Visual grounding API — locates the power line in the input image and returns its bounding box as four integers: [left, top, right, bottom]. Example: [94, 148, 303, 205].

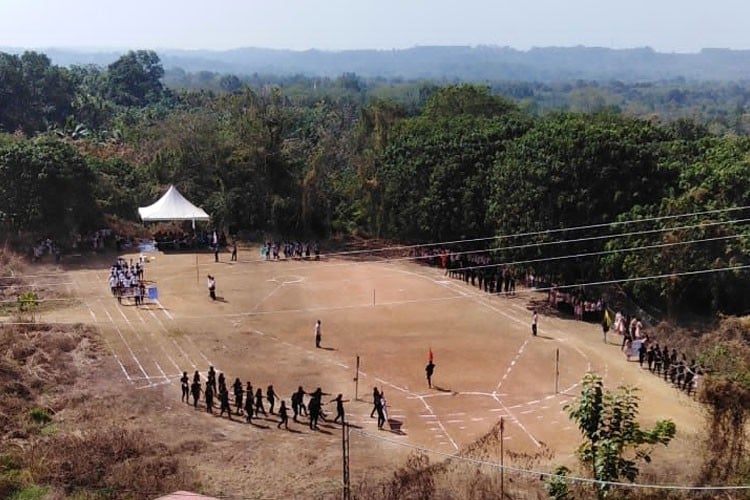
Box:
[310, 204, 750, 258]
[451, 233, 746, 273]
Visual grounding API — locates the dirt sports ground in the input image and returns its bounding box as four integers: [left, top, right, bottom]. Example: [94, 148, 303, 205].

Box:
[41, 243, 706, 498]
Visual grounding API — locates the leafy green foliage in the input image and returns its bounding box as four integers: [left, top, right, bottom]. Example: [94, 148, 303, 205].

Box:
[0, 52, 75, 134]
[490, 112, 676, 285]
[106, 50, 166, 107]
[564, 373, 676, 498]
[545, 465, 572, 499]
[0, 140, 100, 236]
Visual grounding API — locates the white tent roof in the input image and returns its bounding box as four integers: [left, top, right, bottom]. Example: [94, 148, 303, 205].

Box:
[138, 185, 210, 222]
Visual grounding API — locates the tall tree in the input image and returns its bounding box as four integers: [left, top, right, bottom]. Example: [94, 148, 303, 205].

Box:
[0, 139, 99, 236]
[106, 50, 165, 106]
[489, 111, 675, 285]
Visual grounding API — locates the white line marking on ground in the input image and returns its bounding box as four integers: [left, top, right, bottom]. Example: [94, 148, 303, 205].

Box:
[102, 305, 150, 382]
[154, 299, 174, 320]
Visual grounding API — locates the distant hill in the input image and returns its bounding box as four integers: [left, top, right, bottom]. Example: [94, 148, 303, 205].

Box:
[3, 45, 750, 81]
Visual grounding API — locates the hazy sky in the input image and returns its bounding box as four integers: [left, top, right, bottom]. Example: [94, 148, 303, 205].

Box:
[0, 0, 747, 53]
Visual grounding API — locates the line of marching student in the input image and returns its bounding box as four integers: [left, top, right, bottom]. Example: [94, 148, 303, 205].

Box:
[180, 366, 344, 431]
[604, 311, 702, 396]
[179, 366, 397, 432]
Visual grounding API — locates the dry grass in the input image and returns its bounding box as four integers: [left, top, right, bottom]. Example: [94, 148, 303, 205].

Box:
[0, 316, 198, 499]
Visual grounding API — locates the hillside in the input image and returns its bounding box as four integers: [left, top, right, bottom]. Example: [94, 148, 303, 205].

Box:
[3, 45, 750, 81]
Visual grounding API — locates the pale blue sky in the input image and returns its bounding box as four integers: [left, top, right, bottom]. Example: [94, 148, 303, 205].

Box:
[0, 0, 747, 53]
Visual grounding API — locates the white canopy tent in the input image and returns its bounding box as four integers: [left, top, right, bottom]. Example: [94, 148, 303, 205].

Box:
[138, 185, 210, 228]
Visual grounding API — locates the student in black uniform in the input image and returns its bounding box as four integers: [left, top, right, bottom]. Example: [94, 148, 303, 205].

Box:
[190, 379, 202, 408]
[308, 394, 321, 430]
[180, 371, 189, 403]
[254, 388, 267, 416]
[233, 377, 244, 415]
[207, 366, 217, 394]
[297, 387, 308, 417]
[370, 387, 380, 418]
[205, 382, 214, 414]
[331, 394, 348, 424]
[292, 386, 306, 422]
[266, 385, 278, 414]
[219, 386, 232, 419]
[277, 401, 289, 430]
[425, 360, 435, 388]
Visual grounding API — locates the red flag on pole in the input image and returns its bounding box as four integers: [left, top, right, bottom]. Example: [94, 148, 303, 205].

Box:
[428, 348, 434, 362]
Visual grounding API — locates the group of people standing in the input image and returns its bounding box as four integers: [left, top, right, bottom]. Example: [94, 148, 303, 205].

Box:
[180, 366, 349, 431]
[108, 256, 147, 305]
[608, 310, 701, 396]
[260, 240, 321, 261]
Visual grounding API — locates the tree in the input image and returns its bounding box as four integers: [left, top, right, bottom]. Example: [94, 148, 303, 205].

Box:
[0, 51, 75, 133]
[219, 74, 242, 93]
[0, 139, 100, 236]
[562, 373, 676, 498]
[106, 50, 165, 106]
[489, 112, 676, 285]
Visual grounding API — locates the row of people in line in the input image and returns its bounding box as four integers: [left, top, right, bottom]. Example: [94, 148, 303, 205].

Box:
[260, 240, 321, 261]
[628, 339, 702, 396]
[180, 367, 348, 431]
[603, 307, 702, 396]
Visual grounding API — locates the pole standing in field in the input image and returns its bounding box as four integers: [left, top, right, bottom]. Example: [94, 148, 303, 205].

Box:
[354, 355, 360, 401]
[500, 417, 505, 499]
[555, 348, 560, 394]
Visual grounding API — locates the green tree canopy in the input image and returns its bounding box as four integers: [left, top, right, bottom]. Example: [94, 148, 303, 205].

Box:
[0, 139, 99, 236]
[106, 50, 166, 106]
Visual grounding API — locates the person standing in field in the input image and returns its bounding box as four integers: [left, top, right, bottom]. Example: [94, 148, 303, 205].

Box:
[254, 388, 267, 416]
[204, 381, 214, 414]
[277, 400, 289, 429]
[219, 385, 232, 419]
[330, 394, 349, 424]
[376, 391, 386, 430]
[233, 377, 244, 415]
[207, 275, 216, 301]
[425, 360, 435, 388]
[180, 371, 189, 403]
[190, 379, 202, 408]
[207, 366, 217, 394]
[292, 386, 307, 421]
[370, 387, 381, 418]
[244, 382, 254, 422]
[231, 240, 238, 261]
[531, 309, 538, 336]
[315, 320, 322, 348]
[266, 385, 278, 414]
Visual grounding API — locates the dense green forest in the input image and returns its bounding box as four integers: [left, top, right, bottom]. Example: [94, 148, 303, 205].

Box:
[2, 49, 750, 317]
